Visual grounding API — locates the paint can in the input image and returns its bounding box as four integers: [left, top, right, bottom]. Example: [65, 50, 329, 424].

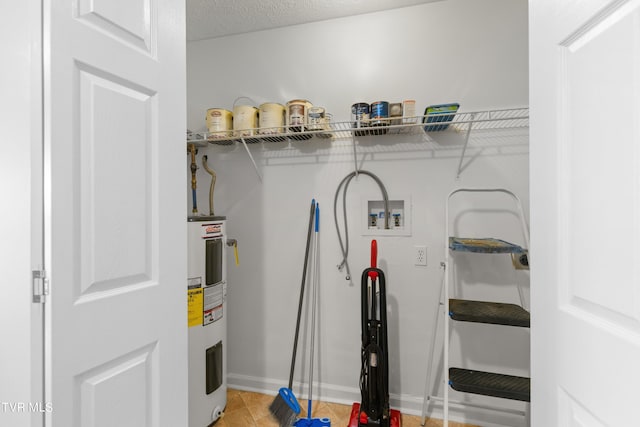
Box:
[389, 103, 403, 126]
[233, 104, 258, 138]
[370, 101, 389, 135]
[258, 103, 285, 135]
[307, 106, 325, 131]
[402, 99, 416, 124]
[286, 99, 312, 132]
[351, 102, 370, 136]
[205, 108, 233, 140]
[318, 112, 333, 139]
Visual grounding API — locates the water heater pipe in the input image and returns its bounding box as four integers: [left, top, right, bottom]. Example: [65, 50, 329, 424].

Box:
[189, 144, 198, 214]
[202, 155, 217, 216]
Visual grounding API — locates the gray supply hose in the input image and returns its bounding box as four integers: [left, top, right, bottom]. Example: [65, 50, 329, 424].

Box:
[202, 155, 216, 215]
[333, 170, 389, 281]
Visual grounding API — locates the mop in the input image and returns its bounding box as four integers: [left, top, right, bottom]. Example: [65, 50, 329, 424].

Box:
[295, 202, 331, 427]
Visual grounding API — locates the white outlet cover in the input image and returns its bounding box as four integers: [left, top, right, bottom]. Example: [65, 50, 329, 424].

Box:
[414, 245, 427, 266]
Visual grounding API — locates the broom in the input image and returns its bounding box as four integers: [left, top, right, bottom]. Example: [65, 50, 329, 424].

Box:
[270, 199, 316, 426]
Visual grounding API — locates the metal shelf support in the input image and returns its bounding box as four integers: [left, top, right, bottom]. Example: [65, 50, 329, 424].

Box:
[239, 137, 263, 182]
[456, 113, 475, 179]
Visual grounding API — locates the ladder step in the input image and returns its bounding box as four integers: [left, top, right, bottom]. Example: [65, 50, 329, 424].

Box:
[449, 368, 530, 402]
[449, 237, 525, 254]
[449, 299, 530, 327]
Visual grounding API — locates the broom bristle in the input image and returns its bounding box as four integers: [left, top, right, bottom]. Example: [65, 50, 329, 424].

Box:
[269, 393, 299, 427]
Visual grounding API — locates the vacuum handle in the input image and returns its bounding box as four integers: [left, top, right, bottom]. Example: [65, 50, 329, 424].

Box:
[368, 240, 378, 280]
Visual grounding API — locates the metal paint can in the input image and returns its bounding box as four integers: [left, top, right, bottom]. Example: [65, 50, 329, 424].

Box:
[205, 108, 233, 139]
[233, 104, 258, 137]
[370, 101, 389, 124]
[319, 112, 333, 138]
[351, 102, 370, 136]
[258, 103, 285, 135]
[286, 99, 312, 132]
[370, 101, 389, 135]
[389, 103, 403, 126]
[307, 106, 325, 131]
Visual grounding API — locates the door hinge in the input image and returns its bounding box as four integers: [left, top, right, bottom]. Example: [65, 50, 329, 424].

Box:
[32, 269, 49, 303]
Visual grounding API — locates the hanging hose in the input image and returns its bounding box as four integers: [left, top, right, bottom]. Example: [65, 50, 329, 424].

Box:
[189, 144, 198, 214]
[202, 155, 217, 216]
[333, 170, 390, 281]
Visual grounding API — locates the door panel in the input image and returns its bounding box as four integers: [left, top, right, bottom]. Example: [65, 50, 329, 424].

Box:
[559, 0, 640, 327]
[77, 343, 157, 427]
[44, 0, 186, 425]
[558, 387, 607, 427]
[77, 65, 156, 299]
[530, 0, 640, 425]
[77, 0, 153, 53]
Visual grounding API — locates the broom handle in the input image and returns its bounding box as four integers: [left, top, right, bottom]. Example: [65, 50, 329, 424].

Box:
[289, 199, 316, 388]
[308, 203, 320, 418]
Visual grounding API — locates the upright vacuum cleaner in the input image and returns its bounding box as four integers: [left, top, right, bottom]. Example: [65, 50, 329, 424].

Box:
[348, 240, 401, 427]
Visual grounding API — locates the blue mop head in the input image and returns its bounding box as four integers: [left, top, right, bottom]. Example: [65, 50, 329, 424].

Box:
[294, 417, 331, 426]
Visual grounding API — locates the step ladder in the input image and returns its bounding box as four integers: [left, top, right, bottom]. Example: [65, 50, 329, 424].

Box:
[421, 188, 530, 427]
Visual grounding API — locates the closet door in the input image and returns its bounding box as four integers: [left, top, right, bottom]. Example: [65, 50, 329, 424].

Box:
[1, 1, 44, 426]
[531, 0, 640, 425]
[43, 0, 187, 426]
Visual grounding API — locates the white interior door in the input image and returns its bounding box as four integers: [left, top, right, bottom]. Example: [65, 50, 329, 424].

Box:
[43, 1, 187, 426]
[1, 1, 45, 427]
[530, 0, 640, 425]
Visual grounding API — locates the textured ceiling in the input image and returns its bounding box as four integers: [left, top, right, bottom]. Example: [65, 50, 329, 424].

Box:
[186, 0, 443, 41]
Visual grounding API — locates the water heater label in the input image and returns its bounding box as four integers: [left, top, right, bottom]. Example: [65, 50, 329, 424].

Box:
[187, 278, 203, 328]
[201, 223, 222, 239]
[203, 283, 224, 325]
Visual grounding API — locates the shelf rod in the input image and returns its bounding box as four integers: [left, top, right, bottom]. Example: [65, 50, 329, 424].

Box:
[239, 137, 263, 182]
[455, 113, 475, 179]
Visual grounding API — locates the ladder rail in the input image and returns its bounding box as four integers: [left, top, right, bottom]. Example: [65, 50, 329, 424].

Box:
[420, 262, 445, 425]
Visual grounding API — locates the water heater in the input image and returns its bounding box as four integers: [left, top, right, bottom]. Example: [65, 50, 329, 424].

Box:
[187, 216, 227, 427]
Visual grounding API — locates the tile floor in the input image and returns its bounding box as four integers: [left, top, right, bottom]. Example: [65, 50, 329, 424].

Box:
[214, 389, 478, 427]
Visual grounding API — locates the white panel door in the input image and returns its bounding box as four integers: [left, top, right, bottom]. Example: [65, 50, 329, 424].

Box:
[43, 0, 186, 426]
[530, 0, 640, 425]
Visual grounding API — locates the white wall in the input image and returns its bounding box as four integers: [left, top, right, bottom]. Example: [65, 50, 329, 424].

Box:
[187, 1, 529, 425]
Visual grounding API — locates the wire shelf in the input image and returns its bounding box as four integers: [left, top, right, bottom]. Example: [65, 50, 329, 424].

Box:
[186, 107, 529, 147]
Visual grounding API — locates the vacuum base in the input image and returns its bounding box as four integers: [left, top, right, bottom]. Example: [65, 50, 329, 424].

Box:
[347, 403, 401, 427]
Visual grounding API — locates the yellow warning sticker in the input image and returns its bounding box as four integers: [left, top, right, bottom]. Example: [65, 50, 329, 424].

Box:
[187, 287, 203, 327]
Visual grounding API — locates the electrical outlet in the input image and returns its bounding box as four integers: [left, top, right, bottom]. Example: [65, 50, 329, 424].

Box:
[414, 245, 427, 266]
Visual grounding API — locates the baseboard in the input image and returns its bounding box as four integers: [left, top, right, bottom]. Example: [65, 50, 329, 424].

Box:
[227, 373, 527, 427]
[226, 373, 360, 406]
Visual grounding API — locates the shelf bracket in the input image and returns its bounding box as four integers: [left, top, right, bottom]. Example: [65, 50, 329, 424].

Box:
[352, 134, 359, 177]
[239, 137, 263, 182]
[455, 113, 476, 179]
